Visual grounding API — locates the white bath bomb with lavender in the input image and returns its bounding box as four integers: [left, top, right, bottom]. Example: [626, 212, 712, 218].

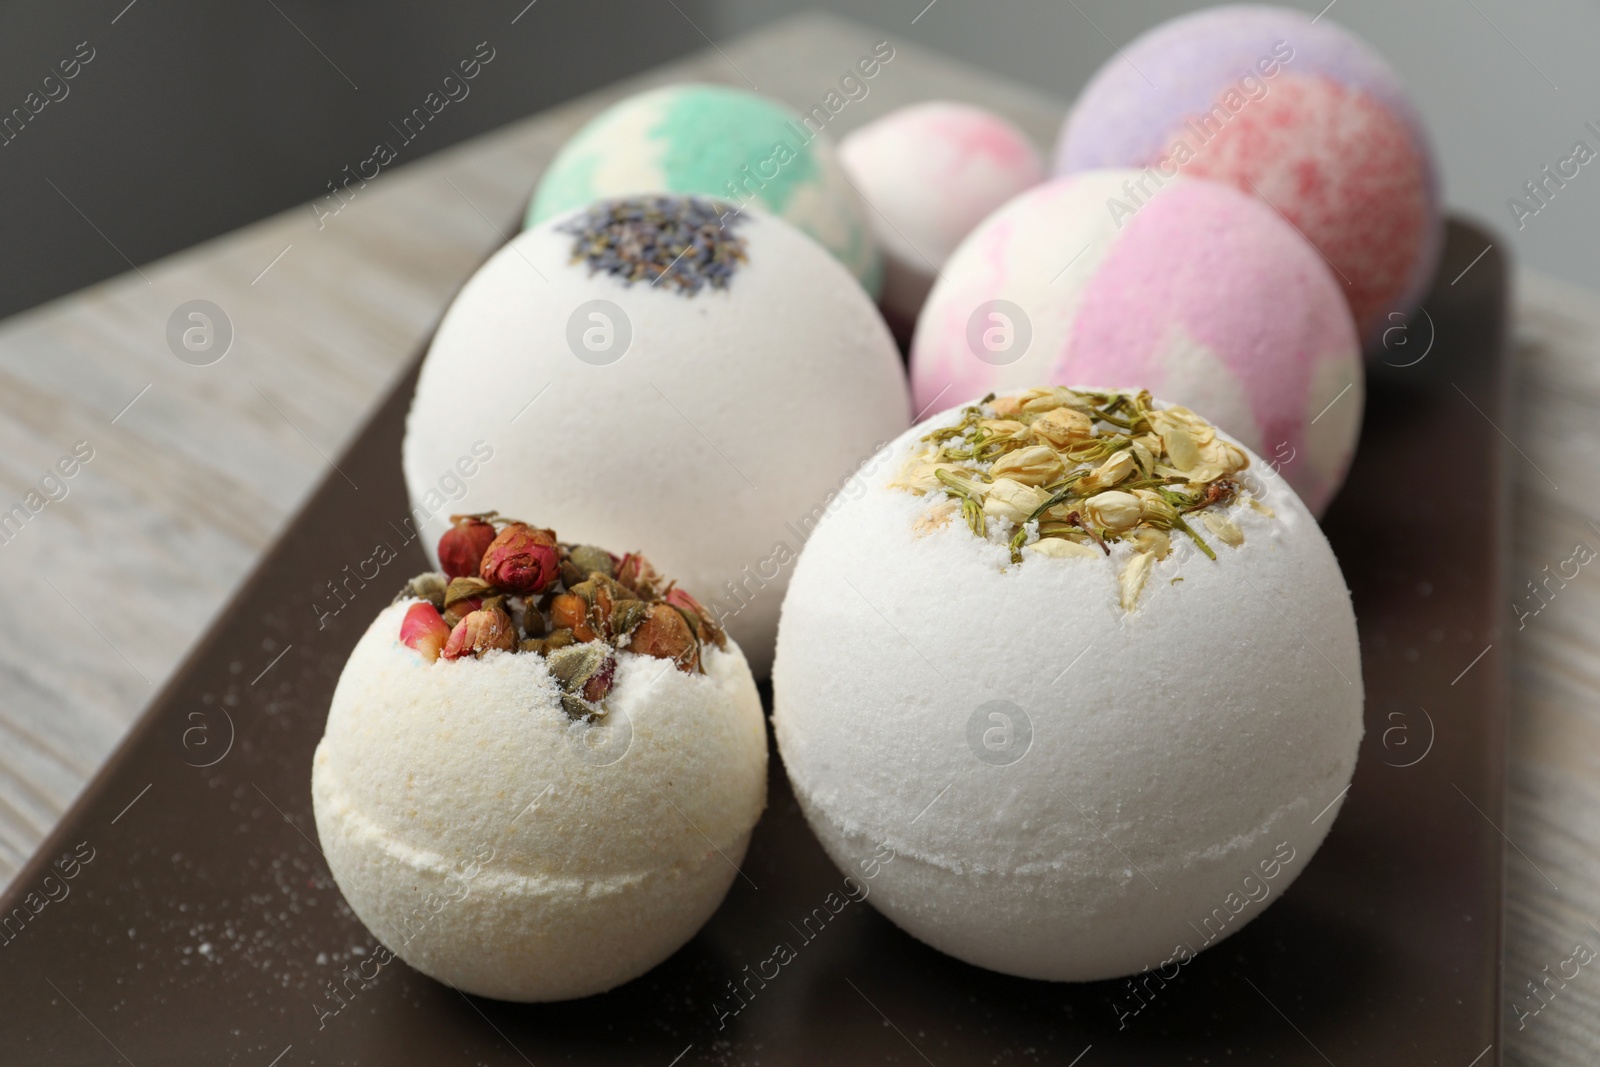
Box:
[529, 83, 883, 293]
[403, 195, 911, 677]
[312, 539, 767, 1002]
[772, 386, 1363, 982]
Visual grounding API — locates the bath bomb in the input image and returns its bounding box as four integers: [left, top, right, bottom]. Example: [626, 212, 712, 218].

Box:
[312, 528, 767, 1001]
[773, 385, 1364, 982]
[910, 173, 1362, 515]
[1053, 4, 1442, 344]
[529, 83, 882, 293]
[404, 195, 911, 677]
[839, 101, 1044, 327]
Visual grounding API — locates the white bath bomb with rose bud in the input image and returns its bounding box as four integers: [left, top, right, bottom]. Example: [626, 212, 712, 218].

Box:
[313, 522, 767, 1001]
[403, 194, 911, 676]
[772, 385, 1363, 981]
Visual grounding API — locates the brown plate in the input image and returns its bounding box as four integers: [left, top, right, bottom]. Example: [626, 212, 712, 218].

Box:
[0, 219, 1508, 1066]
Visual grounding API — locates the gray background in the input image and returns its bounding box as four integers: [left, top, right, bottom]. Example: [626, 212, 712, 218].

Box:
[1, 0, 1594, 322]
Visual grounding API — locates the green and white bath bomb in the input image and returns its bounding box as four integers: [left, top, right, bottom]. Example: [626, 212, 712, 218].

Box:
[528, 83, 882, 294]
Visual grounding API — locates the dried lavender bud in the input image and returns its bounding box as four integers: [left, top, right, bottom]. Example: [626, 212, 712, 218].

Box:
[558, 195, 748, 296]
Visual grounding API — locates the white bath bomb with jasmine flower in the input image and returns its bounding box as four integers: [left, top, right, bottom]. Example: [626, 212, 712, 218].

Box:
[772, 386, 1363, 981]
[312, 599, 767, 1002]
[403, 195, 911, 677]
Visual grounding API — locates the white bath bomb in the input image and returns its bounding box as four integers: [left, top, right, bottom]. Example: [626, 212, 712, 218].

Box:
[840, 101, 1044, 326]
[403, 196, 911, 676]
[312, 600, 767, 1001]
[772, 387, 1363, 981]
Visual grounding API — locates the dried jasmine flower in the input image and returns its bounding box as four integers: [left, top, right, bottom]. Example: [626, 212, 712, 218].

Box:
[898, 387, 1265, 610]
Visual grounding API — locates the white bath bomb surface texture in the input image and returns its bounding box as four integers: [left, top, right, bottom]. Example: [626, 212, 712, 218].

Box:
[312, 601, 768, 1001]
[403, 196, 911, 677]
[772, 389, 1363, 982]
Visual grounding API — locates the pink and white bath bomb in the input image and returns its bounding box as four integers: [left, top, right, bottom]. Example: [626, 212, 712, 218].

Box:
[910, 172, 1362, 515]
[840, 102, 1045, 326]
[1053, 4, 1442, 344]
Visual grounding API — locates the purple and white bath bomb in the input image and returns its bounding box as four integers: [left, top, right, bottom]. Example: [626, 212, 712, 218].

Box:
[840, 101, 1045, 327]
[1054, 4, 1441, 344]
[910, 172, 1362, 515]
[772, 390, 1364, 982]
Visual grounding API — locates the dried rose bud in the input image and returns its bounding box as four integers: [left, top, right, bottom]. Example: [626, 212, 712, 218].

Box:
[399, 602, 451, 662]
[665, 586, 726, 649]
[399, 572, 447, 610]
[627, 603, 699, 672]
[581, 653, 617, 703]
[611, 598, 650, 637]
[443, 576, 492, 627]
[438, 516, 498, 579]
[441, 605, 516, 660]
[550, 593, 596, 642]
[562, 545, 616, 585]
[615, 552, 661, 596]
[480, 523, 560, 594]
[522, 600, 547, 638]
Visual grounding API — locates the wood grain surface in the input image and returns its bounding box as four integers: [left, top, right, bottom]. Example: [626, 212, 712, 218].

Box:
[0, 12, 1590, 1063]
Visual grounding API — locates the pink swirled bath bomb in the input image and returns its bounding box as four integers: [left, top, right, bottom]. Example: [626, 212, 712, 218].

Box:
[840, 102, 1045, 326]
[1053, 4, 1441, 344]
[909, 172, 1362, 515]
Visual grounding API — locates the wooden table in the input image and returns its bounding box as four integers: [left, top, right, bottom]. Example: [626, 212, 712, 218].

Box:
[0, 12, 1592, 1064]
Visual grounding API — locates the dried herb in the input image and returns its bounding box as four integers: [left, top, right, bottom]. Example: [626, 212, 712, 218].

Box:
[558, 195, 748, 295]
[894, 386, 1264, 611]
[396, 515, 728, 719]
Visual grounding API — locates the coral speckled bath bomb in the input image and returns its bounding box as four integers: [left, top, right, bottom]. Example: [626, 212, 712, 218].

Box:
[910, 172, 1362, 515]
[529, 83, 882, 293]
[772, 386, 1364, 982]
[840, 101, 1044, 325]
[313, 528, 767, 1001]
[1053, 4, 1441, 343]
[405, 196, 910, 676]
